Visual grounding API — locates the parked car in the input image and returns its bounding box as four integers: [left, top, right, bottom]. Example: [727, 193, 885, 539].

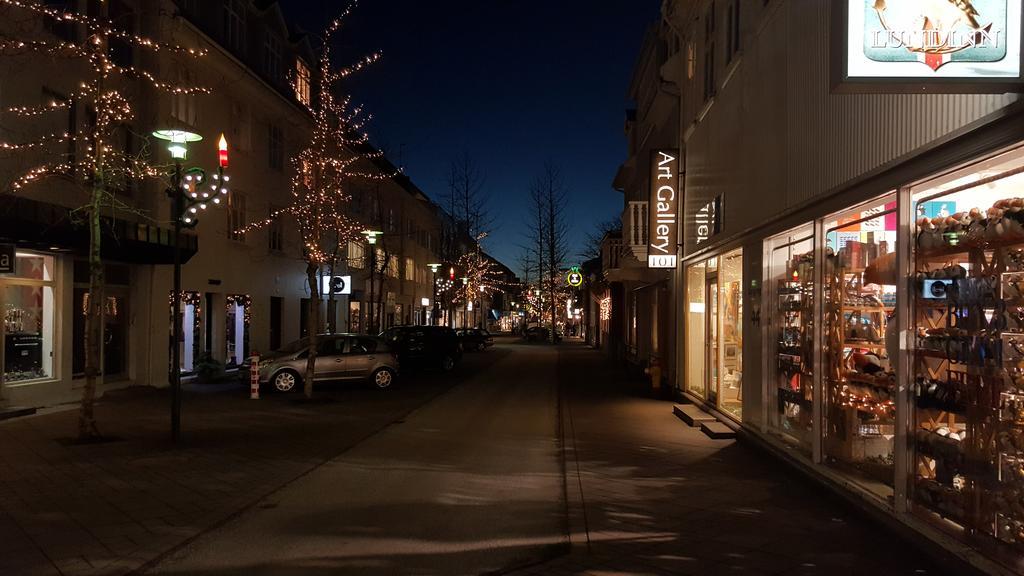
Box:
[524, 326, 550, 342]
[381, 325, 462, 371]
[456, 328, 493, 352]
[243, 334, 398, 393]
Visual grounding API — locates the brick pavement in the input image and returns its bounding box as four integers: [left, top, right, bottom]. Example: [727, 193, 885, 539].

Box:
[510, 344, 953, 576]
[0, 363, 472, 576]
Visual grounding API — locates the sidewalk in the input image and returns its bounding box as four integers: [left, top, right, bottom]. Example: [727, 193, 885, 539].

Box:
[513, 343, 947, 576]
[0, 370, 464, 576]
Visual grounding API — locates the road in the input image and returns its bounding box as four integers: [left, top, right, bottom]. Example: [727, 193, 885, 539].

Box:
[147, 339, 565, 576]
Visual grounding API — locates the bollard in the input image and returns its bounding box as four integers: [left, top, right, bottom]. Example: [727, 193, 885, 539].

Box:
[249, 354, 260, 400]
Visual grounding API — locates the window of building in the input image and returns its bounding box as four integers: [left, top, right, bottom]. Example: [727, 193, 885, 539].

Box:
[405, 257, 415, 281]
[108, 0, 134, 67]
[295, 59, 311, 105]
[231, 101, 251, 152]
[908, 146, 1024, 559]
[263, 33, 282, 83]
[2, 252, 56, 385]
[348, 241, 365, 268]
[225, 294, 249, 367]
[684, 249, 742, 420]
[170, 68, 198, 127]
[268, 206, 283, 252]
[822, 194, 897, 498]
[766, 226, 814, 455]
[703, 1, 716, 101]
[686, 41, 696, 80]
[387, 255, 399, 278]
[223, 0, 246, 54]
[227, 191, 246, 242]
[268, 123, 283, 170]
[726, 0, 740, 64]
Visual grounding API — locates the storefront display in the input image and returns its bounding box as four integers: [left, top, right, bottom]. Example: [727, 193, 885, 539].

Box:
[225, 294, 250, 367]
[823, 198, 898, 496]
[1, 253, 55, 385]
[768, 228, 814, 452]
[684, 249, 743, 420]
[909, 147, 1024, 559]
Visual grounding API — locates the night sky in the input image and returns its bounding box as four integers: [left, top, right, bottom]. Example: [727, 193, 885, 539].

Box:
[280, 1, 662, 271]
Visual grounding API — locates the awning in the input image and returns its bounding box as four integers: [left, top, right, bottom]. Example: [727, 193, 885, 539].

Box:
[0, 195, 198, 265]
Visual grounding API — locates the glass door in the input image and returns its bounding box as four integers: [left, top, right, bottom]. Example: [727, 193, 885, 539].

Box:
[686, 263, 708, 398]
[707, 274, 719, 406]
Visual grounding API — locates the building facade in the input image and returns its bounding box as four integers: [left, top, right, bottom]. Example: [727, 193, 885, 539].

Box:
[611, 22, 681, 384]
[0, 0, 490, 411]
[639, 0, 1024, 573]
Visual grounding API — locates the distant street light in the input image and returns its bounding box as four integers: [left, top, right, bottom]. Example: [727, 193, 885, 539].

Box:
[363, 230, 383, 333]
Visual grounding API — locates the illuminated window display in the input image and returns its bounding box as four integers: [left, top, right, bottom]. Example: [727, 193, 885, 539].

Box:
[823, 197, 897, 497]
[909, 146, 1024, 560]
[225, 294, 250, 367]
[767, 227, 814, 453]
[685, 249, 743, 420]
[2, 253, 55, 385]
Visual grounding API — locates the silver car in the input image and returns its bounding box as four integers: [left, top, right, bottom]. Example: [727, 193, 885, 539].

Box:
[247, 334, 399, 392]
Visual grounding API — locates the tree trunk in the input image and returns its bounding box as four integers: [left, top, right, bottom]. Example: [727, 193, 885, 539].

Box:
[303, 262, 319, 399]
[78, 185, 103, 440]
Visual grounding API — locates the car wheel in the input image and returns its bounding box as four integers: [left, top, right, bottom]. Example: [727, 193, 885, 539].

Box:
[272, 370, 299, 393]
[372, 368, 395, 390]
[440, 355, 456, 372]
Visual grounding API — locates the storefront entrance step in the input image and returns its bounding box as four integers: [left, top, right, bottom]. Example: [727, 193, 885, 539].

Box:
[700, 421, 737, 440]
[673, 404, 716, 427]
[0, 406, 37, 421]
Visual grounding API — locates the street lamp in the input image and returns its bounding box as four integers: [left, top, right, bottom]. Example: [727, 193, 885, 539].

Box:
[362, 230, 382, 333]
[428, 263, 442, 325]
[153, 129, 229, 443]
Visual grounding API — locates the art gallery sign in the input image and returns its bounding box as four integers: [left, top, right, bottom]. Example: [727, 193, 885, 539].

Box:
[834, 0, 1022, 92]
[647, 150, 679, 269]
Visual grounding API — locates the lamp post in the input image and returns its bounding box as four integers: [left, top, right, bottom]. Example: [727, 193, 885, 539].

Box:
[461, 277, 468, 329]
[428, 263, 441, 326]
[362, 230, 382, 334]
[153, 130, 229, 443]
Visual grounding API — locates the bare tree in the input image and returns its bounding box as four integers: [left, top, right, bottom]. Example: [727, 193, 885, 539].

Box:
[444, 152, 493, 240]
[581, 214, 621, 261]
[521, 162, 569, 342]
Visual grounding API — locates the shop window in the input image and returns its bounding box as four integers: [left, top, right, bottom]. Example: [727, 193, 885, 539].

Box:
[910, 146, 1024, 560]
[72, 291, 127, 379]
[685, 249, 743, 420]
[2, 253, 56, 384]
[718, 250, 743, 419]
[295, 59, 311, 105]
[225, 295, 250, 367]
[767, 227, 814, 452]
[170, 291, 202, 374]
[823, 196, 897, 497]
[349, 301, 361, 334]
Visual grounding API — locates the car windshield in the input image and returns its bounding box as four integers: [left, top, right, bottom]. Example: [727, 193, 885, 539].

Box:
[275, 338, 309, 355]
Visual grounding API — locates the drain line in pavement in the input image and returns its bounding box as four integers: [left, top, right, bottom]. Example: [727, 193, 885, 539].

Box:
[560, 377, 592, 550]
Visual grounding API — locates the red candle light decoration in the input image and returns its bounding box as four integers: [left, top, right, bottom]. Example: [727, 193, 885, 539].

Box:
[218, 133, 229, 168]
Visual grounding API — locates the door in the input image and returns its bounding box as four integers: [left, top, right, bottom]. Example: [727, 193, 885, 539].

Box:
[706, 275, 719, 406]
[314, 336, 347, 380]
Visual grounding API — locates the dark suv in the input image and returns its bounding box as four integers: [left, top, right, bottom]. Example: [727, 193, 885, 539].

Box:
[381, 326, 463, 371]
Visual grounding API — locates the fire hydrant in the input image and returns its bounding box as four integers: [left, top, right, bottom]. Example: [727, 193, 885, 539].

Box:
[644, 357, 662, 392]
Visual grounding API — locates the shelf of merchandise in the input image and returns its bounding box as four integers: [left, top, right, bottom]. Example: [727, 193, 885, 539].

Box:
[913, 234, 1024, 551]
[777, 277, 814, 424]
[825, 258, 896, 482]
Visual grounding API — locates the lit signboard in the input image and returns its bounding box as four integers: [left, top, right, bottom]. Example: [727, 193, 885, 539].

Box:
[647, 150, 679, 269]
[566, 267, 583, 287]
[695, 196, 722, 246]
[836, 0, 1022, 91]
[0, 244, 13, 274]
[321, 275, 352, 295]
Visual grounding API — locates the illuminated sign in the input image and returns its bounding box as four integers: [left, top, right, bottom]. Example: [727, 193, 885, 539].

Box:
[695, 196, 722, 246]
[566, 267, 583, 287]
[321, 275, 352, 295]
[840, 0, 1022, 88]
[0, 244, 13, 274]
[648, 150, 679, 269]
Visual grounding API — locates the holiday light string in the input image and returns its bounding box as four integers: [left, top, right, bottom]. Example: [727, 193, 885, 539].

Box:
[1, 0, 209, 197]
[233, 4, 397, 269]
